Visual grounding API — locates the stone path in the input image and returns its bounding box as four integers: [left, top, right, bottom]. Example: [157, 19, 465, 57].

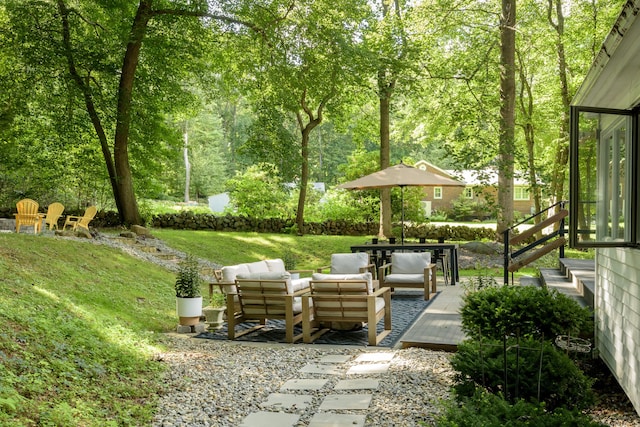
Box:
[239, 352, 395, 427]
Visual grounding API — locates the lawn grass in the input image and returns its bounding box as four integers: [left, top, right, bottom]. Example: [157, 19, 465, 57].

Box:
[0, 233, 176, 426]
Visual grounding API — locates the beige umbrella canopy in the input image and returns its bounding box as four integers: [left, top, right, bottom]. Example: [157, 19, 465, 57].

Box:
[337, 162, 464, 243]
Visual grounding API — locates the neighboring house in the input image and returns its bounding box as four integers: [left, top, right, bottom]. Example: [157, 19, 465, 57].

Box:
[570, 0, 640, 415]
[413, 160, 536, 218]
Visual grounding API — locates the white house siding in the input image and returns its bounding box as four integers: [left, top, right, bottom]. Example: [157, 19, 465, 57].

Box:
[597, 247, 640, 415]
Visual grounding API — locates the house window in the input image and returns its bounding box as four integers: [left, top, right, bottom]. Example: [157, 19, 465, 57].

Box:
[434, 187, 442, 199]
[514, 187, 529, 201]
[570, 106, 636, 247]
[464, 187, 473, 199]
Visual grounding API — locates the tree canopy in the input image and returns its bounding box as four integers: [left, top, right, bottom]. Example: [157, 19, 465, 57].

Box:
[0, 0, 626, 230]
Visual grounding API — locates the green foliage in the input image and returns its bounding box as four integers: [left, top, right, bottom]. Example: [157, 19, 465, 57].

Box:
[450, 194, 495, 221]
[0, 233, 176, 426]
[282, 249, 298, 271]
[209, 291, 226, 308]
[451, 337, 596, 411]
[306, 189, 378, 223]
[225, 163, 288, 218]
[175, 254, 203, 298]
[460, 285, 593, 341]
[437, 389, 606, 427]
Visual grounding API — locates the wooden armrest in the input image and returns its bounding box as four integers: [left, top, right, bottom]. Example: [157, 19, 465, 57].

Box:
[315, 266, 330, 273]
[65, 215, 81, 221]
[293, 286, 311, 296]
[372, 286, 391, 297]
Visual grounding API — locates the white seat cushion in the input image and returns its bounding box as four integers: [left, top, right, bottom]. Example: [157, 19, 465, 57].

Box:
[384, 273, 425, 284]
[330, 253, 369, 274]
[391, 253, 430, 274]
[291, 277, 311, 292]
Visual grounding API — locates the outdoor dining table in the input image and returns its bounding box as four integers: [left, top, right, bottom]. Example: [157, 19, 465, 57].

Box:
[350, 242, 460, 286]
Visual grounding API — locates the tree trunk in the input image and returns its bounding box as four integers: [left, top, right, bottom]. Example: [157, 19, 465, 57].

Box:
[497, 0, 516, 235]
[379, 90, 392, 238]
[548, 0, 570, 219]
[183, 122, 191, 203]
[295, 89, 327, 234]
[516, 51, 542, 233]
[112, 1, 152, 226]
[57, 0, 124, 217]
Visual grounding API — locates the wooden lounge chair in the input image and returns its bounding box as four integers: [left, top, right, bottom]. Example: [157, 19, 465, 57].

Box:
[302, 273, 392, 346]
[63, 206, 97, 231]
[43, 202, 65, 230]
[226, 272, 311, 343]
[14, 198, 42, 234]
[378, 252, 437, 300]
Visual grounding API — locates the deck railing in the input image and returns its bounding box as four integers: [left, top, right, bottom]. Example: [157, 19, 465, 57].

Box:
[503, 201, 568, 285]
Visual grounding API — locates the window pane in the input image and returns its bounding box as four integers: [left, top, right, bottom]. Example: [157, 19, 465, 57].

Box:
[575, 111, 631, 244]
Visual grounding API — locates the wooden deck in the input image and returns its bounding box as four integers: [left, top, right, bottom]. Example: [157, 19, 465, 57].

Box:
[396, 258, 596, 351]
[397, 283, 466, 351]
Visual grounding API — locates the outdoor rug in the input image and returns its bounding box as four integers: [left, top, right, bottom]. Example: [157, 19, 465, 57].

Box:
[194, 290, 432, 347]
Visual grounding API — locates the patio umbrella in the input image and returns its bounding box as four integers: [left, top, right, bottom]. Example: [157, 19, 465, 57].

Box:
[337, 162, 464, 244]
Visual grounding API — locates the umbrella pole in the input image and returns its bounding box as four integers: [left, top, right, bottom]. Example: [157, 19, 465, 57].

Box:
[401, 186, 405, 245]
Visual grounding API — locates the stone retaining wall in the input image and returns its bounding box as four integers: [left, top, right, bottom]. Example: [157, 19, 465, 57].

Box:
[1, 209, 497, 241]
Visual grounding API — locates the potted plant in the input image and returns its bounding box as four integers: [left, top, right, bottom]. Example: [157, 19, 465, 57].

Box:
[202, 291, 226, 331]
[175, 254, 203, 326]
[282, 249, 299, 279]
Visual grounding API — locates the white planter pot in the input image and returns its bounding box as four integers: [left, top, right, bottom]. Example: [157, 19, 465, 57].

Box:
[203, 305, 227, 331]
[176, 296, 203, 326]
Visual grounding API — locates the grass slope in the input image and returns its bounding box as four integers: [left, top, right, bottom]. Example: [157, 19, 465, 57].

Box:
[0, 233, 176, 426]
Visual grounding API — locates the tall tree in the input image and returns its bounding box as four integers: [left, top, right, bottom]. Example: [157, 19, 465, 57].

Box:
[497, 0, 516, 233]
[6, 0, 288, 225]
[370, 0, 413, 238]
[229, 0, 371, 233]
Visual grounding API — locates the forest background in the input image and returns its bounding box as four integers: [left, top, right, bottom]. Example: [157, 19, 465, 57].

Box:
[0, 0, 626, 234]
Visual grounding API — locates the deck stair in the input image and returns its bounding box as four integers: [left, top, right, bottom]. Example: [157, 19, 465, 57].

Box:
[519, 258, 595, 310]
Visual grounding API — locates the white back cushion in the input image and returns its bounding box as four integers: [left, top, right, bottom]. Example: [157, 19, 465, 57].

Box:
[330, 253, 369, 274]
[391, 252, 431, 274]
[265, 258, 286, 272]
[221, 264, 250, 283]
[246, 261, 270, 274]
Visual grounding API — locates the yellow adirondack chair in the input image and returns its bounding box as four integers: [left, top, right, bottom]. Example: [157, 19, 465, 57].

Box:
[63, 206, 97, 231]
[14, 198, 42, 234]
[43, 202, 65, 230]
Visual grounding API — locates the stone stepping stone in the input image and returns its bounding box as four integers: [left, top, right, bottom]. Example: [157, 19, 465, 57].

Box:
[300, 363, 343, 375]
[334, 379, 379, 390]
[354, 352, 395, 363]
[239, 411, 299, 427]
[261, 393, 313, 410]
[281, 378, 329, 391]
[319, 393, 372, 410]
[308, 413, 366, 427]
[346, 363, 390, 375]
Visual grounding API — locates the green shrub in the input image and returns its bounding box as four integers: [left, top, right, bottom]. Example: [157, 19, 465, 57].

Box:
[451, 337, 595, 410]
[460, 285, 593, 341]
[436, 389, 606, 426]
